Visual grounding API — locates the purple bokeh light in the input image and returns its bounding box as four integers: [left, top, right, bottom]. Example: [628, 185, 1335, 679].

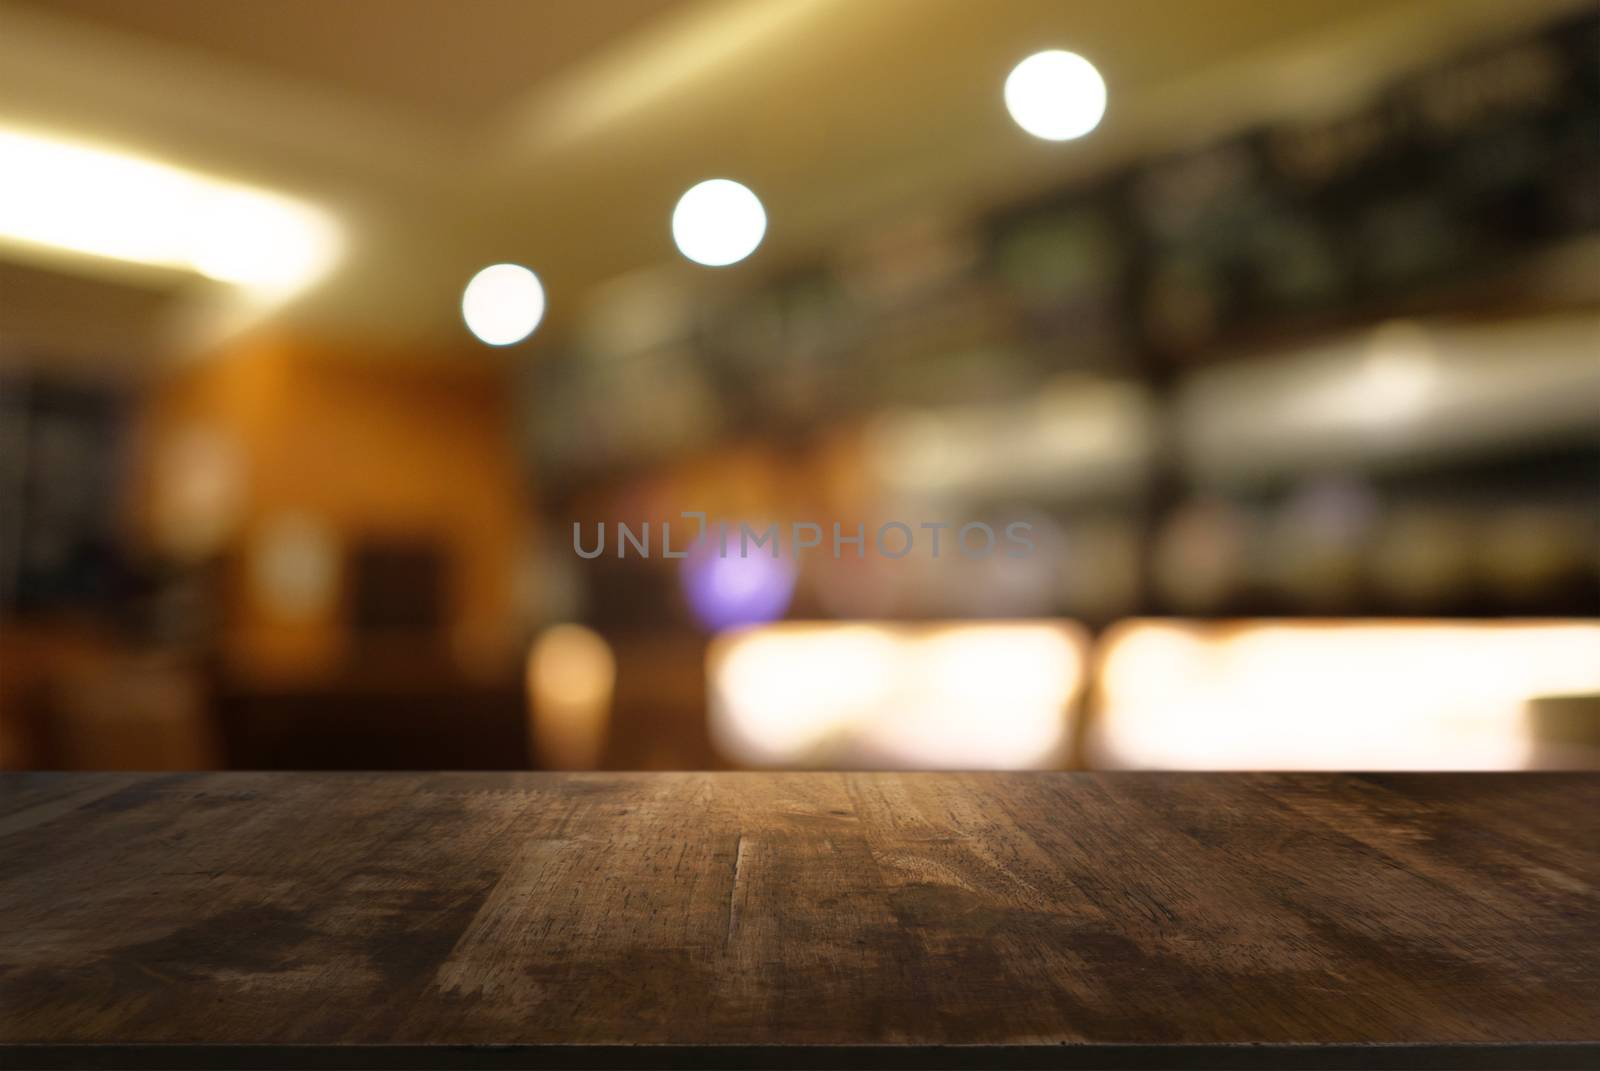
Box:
[680, 532, 797, 631]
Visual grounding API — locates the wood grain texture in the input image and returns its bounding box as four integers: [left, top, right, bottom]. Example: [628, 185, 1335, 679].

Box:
[0, 772, 1597, 1069]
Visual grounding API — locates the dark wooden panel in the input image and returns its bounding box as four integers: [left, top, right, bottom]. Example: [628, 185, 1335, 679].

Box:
[0, 772, 1596, 1069]
[213, 681, 528, 769]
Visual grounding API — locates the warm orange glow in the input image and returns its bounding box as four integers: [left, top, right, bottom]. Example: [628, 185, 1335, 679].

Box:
[528, 625, 616, 769]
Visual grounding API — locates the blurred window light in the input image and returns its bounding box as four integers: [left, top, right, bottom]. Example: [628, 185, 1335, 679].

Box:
[1004, 51, 1106, 142]
[709, 621, 1087, 769]
[672, 179, 766, 267]
[1090, 620, 1600, 771]
[527, 624, 616, 769]
[0, 127, 338, 296]
[462, 263, 546, 346]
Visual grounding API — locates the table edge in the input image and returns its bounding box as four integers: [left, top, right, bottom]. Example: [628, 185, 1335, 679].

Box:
[3, 1042, 1597, 1070]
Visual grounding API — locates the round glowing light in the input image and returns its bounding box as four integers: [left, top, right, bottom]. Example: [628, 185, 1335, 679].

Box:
[527, 624, 616, 770]
[462, 263, 545, 346]
[671, 178, 766, 267]
[680, 532, 795, 631]
[1004, 50, 1106, 141]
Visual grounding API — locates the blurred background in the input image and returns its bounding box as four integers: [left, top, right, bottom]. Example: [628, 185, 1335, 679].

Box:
[2, 0, 1597, 774]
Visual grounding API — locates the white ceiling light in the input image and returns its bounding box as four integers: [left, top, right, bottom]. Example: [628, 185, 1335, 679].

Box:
[0, 126, 339, 296]
[672, 178, 766, 267]
[1004, 51, 1106, 141]
[462, 263, 546, 346]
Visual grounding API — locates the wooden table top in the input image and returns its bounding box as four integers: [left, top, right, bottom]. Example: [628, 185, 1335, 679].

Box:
[2, 772, 1597, 1070]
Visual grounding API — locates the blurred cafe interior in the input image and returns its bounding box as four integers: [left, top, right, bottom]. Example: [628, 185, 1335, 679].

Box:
[1, 0, 1597, 775]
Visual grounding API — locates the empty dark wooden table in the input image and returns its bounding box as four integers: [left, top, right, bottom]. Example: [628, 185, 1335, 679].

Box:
[1, 771, 1596, 1069]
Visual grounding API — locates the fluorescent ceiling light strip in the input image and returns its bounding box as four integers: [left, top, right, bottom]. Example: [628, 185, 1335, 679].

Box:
[0, 127, 339, 295]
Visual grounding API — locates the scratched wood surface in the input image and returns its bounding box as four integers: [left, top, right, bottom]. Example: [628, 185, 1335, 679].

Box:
[1, 772, 1597, 1069]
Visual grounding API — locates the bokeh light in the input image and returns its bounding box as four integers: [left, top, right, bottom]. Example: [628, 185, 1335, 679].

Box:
[1091, 621, 1600, 770]
[1004, 50, 1107, 141]
[671, 179, 767, 266]
[709, 622, 1087, 769]
[527, 624, 616, 769]
[680, 532, 796, 631]
[462, 263, 546, 345]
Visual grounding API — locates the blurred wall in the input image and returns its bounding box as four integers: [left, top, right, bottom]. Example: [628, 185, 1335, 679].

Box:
[134, 339, 527, 685]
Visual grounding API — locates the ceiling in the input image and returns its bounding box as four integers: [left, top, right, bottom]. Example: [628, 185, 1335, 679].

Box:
[33, 0, 688, 124]
[0, 0, 1584, 362]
